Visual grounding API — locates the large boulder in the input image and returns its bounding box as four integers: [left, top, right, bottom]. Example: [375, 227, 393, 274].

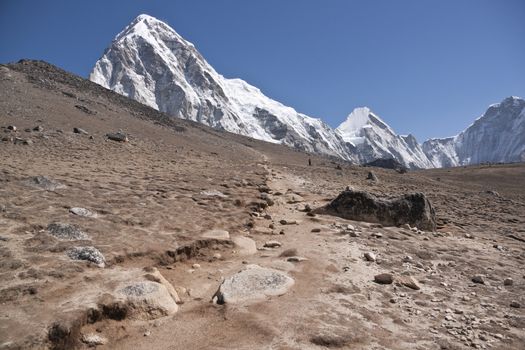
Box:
[314, 189, 436, 231]
[213, 264, 294, 304]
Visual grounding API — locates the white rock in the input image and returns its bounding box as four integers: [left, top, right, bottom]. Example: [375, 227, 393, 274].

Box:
[364, 252, 376, 262]
[81, 333, 107, 346]
[232, 236, 257, 256]
[69, 207, 97, 218]
[213, 264, 294, 304]
[117, 281, 178, 320]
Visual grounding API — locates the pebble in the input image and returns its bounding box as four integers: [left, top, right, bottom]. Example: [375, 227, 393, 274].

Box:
[263, 240, 282, 248]
[397, 276, 421, 290]
[510, 301, 521, 308]
[73, 127, 88, 135]
[374, 273, 393, 284]
[192, 263, 201, 269]
[364, 252, 376, 262]
[471, 275, 485, 284]
[81, 333, 107, 346]
[311, 228, 321, 233]
[286, 256, 308, 262]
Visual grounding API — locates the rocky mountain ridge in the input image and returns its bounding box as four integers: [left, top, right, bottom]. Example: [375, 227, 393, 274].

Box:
[90, 14, 525, 169]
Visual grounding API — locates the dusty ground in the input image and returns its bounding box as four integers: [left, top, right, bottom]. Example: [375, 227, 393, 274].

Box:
[0, 61, 524, 349]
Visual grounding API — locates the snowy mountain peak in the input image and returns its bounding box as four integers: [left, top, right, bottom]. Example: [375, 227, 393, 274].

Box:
[90, 14, 524, 170]
[90, 14, 356, 162]
[335, 107, 433, 169]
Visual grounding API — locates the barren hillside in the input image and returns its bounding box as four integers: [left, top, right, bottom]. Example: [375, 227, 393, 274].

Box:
[1, 60, 524, 350]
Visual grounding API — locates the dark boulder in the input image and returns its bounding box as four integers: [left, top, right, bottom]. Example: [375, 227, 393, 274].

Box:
[313, 189, 436, 231]
[365, 158, 408, 173]
[106, 132, 128, 142]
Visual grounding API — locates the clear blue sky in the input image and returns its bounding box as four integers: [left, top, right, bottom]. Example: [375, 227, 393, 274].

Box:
[1, 0, 524, 141]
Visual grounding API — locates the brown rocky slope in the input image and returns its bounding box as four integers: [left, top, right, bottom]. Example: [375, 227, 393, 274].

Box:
[0, 60, 524, 349]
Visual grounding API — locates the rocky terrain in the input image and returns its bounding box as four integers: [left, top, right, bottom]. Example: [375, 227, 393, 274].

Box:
[1, 60, 524, 349]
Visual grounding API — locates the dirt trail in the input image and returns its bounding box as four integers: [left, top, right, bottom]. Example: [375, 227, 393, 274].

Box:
[91, 159, 523, 350]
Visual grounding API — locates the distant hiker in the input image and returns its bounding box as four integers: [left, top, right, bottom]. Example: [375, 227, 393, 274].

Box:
[308, 158, 312, 166]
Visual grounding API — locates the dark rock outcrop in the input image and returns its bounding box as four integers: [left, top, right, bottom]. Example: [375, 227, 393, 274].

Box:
[314, 189, 436, 231]
[365, 158, 408, 173]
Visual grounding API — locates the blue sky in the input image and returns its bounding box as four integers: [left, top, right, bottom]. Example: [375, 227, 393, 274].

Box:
[1, 0, 524, 141]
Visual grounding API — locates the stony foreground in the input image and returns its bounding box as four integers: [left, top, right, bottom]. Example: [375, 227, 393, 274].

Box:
[0, 61, 524, 349]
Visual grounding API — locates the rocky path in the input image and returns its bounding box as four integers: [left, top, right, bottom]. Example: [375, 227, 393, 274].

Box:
[89, 160, 524, 349]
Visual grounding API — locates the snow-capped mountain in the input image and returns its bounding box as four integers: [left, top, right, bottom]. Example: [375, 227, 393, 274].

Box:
[423, 96, 525, 167]
[90, 14, 524, 169]
[90, 14, 356, 161]
[336, 107, 433, 169]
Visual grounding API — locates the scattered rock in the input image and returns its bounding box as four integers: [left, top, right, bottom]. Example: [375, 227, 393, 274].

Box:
[310, 334, 351, 348]
[374, 273, 394, 284]
[285, 193, 304, 204]
[7, 125, 16, 131]
[73, 127, 88, 135]
[32, 125, 44, 132]
[402, 255, 413, 262]
[116, 281, 178, 319]
[311, 228, 321, 233]
[279, 248, 298, 257]
[81, 333, 107, 346]
[47, 223, 89, 240]
[201, 229, 230, 240]
[75, 105, 96, 114]
[67, 246, 105, 267]
[25, 175, 66, 191]
[14, 137, 32, 145]
[232, 236, 257, 255]
[213, 264, 294, 304]
[471, 275, 485, 284]
[263, 240, 282, 248]
[314, 189, 436, 231]
[503, 278, 513, 286]
[286, 256, 308, 262]
[279, 219, 297, 225]
[69, 207, 97, 218]
[485, 190, 500, 197]
[510, 301, 521, 308]
[367, 171, 378, 181]
[106, 132, 128, 142]
[397, 276, 421, 290]
[200, 190, 227, 198]
[364, 252, 376, 262]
